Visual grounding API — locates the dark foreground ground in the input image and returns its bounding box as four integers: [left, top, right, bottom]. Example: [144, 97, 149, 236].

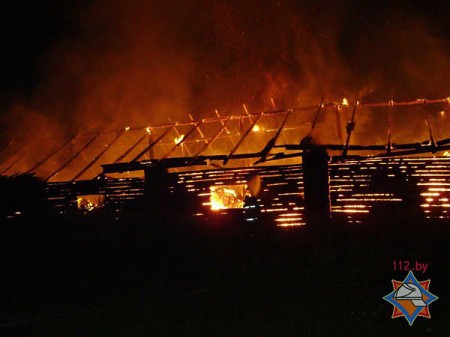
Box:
[0, 209, 449, 337]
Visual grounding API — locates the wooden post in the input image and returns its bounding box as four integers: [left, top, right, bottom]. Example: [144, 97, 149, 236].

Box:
[301, 136, 331, 225]
[144, 164, 170, 208]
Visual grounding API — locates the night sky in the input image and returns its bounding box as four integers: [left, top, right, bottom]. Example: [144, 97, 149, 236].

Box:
[1, 0, 450, 144]
[0, 1, 75, 99]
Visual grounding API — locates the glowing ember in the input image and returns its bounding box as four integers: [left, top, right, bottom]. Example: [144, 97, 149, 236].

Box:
[252, 124, 261, 132]
[145, 126, 152, 134]
[174, 134, 185, 144]
[125, 126, 131, 131]
[342, 98, 349, 106]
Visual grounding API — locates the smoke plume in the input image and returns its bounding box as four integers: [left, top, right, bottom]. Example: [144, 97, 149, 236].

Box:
[2, 0, 450, 161]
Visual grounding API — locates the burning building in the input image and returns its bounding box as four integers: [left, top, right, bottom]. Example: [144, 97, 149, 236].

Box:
[1, 97, 450, 225]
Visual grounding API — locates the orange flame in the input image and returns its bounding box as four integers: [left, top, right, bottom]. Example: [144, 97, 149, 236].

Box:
[342, 98, 349, 106]
[252, 124, 261, 132]
[209, 186, 245, 210]
[174, 134, 184, 144]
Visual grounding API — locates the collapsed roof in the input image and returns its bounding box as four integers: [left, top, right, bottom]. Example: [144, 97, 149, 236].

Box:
[1, 97, 450, 182]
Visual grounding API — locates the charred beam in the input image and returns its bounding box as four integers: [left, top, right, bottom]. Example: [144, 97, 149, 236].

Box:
[254, 110, 291, 165]
[132, 124, 176, 162]
[190, 116, 232, 161]
[334, 106, 344, 144]
[71, 130, 125, 181]
[102, 152, 263, 173]
[342, 99, 359, 159]
[161, 120, 203, 159]
[25, 135, 77, 175]
[114, 133, 147, 163]
[386, 100, 393, 155]
[1, 153, 26, 175]
[224, 111, 263, 165]
[45, 133, 101, 182]
[423, 100, 437, 153]
[310, 97, 325, 132]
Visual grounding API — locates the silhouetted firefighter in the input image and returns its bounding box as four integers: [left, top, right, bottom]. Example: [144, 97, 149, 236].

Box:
[301, 136, 331, 225]
[243, 173, 261, 225]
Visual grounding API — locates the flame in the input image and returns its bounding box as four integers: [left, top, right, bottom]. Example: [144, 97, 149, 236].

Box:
[342, 98, 349, 106]
[77, 195, 104, 212]
[145, 126, 152, 134]
[209, 186, 244, 210]
[440, 111, 446, 117]
[252, 124, 261, 132]
[444, 151, 450, 157]
[174, 134, 184, 144]
[125, 126, 130, 131]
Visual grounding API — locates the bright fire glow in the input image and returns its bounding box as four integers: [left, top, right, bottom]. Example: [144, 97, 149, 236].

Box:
[277, 224, 304, 227]
[174, 134, 185, 144]
[125, 126, 130, 131]
[252, 124, 261, 132]
[209, 185, 246, 210]
[146, 126, 152, 134]
[77, 195, 104, 212]
[342, 98, 349, 106]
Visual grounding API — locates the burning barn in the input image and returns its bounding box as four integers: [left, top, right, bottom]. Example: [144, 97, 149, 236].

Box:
[1, 97, 450, 226]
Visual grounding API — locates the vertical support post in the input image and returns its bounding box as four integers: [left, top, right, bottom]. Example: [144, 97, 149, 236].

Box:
[424, 99, 437, 152]
[143, 163, 179, 211]
[386, 100, 393, 155]
[342, 99, 358, 159]
[334, 106, 344, 144]
[301, 137, 331, 225]
[148, 132, 155, 160]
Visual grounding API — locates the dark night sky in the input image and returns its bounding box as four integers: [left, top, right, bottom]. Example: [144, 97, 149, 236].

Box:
[1, 0, 450, 140]
[0, 1, 73, 99]
[1, 1, 449, 98]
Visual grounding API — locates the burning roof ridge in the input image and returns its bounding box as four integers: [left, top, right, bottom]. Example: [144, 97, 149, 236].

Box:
[4, 96, 450, 146]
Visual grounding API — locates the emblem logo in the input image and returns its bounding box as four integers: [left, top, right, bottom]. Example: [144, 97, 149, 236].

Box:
[383, 270, 438, 325]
